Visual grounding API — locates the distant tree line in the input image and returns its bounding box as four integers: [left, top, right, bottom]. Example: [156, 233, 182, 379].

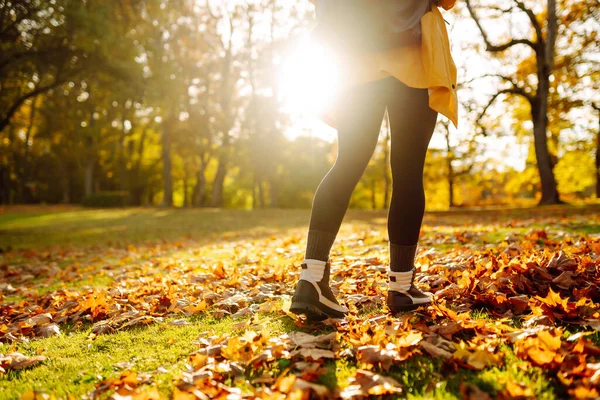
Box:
[0, 0, 598, 209]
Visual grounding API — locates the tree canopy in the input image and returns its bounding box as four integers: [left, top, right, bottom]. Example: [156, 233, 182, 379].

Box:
[1, 0, 598, 208]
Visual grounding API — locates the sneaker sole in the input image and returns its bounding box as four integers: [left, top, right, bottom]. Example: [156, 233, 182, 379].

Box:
[290, 301, 346, 321]
[388, 301, 430, 314]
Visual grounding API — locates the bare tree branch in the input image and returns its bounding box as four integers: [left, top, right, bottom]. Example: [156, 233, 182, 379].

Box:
[463, 74, 534, 103]
[464, 73, 522, 87]
[0, 47, 75, 73]
[0, 2, 42, 40]
[513, 0, 543, 42]
[545, 0, 558, 69]
[476, 89, 533, 136]
[0, 78, 69, 133]
[205, 0, 220, 20]
[465, 0, 536, 52]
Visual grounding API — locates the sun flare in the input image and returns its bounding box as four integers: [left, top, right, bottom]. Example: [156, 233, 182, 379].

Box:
[279, 39, 341, 116]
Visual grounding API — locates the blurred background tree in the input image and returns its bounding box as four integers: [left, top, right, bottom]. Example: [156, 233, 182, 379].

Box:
[0, 0, 598, 209]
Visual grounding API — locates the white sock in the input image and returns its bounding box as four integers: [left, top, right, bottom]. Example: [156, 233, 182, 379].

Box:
[299, 259, 327, 282]
[388, 269, 414, 293]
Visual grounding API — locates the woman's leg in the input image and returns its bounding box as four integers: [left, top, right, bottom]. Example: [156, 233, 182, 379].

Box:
[292, 79, 388, 320]
[385, 79, 438, 312]
[386, 79, 438, 266]
[305, 79, 389, 262]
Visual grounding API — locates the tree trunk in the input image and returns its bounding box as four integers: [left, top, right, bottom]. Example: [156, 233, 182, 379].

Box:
[445, 126, 455, 208]
[465, 0, 561, 205]
[533, 0, 560, 205]
[118, 126, 127, 192]
[258, 180, 265, 208]
[20, 98, 37, 202]
[183, 170, 189, 207]
[209, 17, 235, 209]
[192, 170, 206, 207]
[252, 174, 258, 209]
[0, 166, 10, 204]
[130, 126, 149, 206]
[84, 107, 96, 198]
[532, 75, 560, 205]
[593, 104, 600, 198]
[84, 156, 94, 198]
[8, 124, 24, 202]
[269, 178, 279, 208]
[448, 172, 454, 208]
[371, 180, 377, 209]
[531, 110, 559, 205]
[192, 155, 209, 207]
[161, 117, 173, 207]
[596, 110, 600, 198]
[147, 186, 155, 205]
[60, 162, 70, 204]
[210, 148, 228, 207]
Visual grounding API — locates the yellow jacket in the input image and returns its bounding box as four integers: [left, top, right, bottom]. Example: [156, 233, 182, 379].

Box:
[309, 0, 458, 127]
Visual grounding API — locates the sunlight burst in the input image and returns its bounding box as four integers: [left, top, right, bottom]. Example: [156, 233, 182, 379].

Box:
[279, 39, 341, 116]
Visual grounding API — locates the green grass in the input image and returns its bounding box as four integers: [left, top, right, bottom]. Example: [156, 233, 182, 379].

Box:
[0, 316, 252, 398]
[0, 321, 558, 400]
[1, 204, 600, 398]
[0, 208, 314, 249]
[4, 204, 600, 251]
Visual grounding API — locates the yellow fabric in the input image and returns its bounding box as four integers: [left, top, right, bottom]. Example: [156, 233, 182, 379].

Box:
[312, 1, 458, 128]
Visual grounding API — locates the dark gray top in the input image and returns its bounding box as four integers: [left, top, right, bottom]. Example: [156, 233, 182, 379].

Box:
[315, 0, 430, 36]
[314, 0, 431, 51]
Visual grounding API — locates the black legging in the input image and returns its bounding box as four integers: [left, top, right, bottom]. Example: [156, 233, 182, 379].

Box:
[308, 77, 438, 245]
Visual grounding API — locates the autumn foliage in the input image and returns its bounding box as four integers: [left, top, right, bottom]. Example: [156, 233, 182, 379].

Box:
[1, 207, 600, 399]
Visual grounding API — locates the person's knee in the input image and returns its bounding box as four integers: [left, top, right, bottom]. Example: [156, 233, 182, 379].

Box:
[326, 161, 366, 192]
[335, 154, 370, 177]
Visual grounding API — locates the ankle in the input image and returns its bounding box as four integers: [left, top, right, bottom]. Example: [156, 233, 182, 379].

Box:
[389, 242, 418, 272]
[305, 230, 336, 261]
[388, 269, 414, 293]
[300, 259, 329, 283]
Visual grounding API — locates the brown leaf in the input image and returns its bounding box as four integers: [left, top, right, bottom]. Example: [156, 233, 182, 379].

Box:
[461, 383, 493, 400]
[420, 341, 453, 359]
[340, 370, 403, 398]
[29, 313, 52, 326]
[291, 348, 335, 360]
[1, 352, 47, 370]
[508, 295, 530, 314]
[356, 346, 396, 370]
[287, 331, 336, 349]
[35, 323, 60, 338]
[552, 271, 575, 289]
[293, 379, 331, 398]
[547, 251, 577, 271]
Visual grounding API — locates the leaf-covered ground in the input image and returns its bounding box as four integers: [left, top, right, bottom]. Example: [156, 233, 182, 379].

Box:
[1, 205, 599, 399]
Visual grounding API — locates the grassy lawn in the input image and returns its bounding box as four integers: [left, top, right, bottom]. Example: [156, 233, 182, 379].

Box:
[1, 205, 600, 399]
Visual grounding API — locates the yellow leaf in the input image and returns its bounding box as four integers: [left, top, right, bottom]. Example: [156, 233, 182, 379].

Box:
[504, 380, 534, 398]
[467, 349, 501, 370]
[21, 391, 36, 400]
[172, 388, 196, 400]
[186, 300, 208, 314]
[537, 330, 561, 351]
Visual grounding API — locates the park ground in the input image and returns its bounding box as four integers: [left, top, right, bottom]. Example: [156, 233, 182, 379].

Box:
[1, 205, 599, 399]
